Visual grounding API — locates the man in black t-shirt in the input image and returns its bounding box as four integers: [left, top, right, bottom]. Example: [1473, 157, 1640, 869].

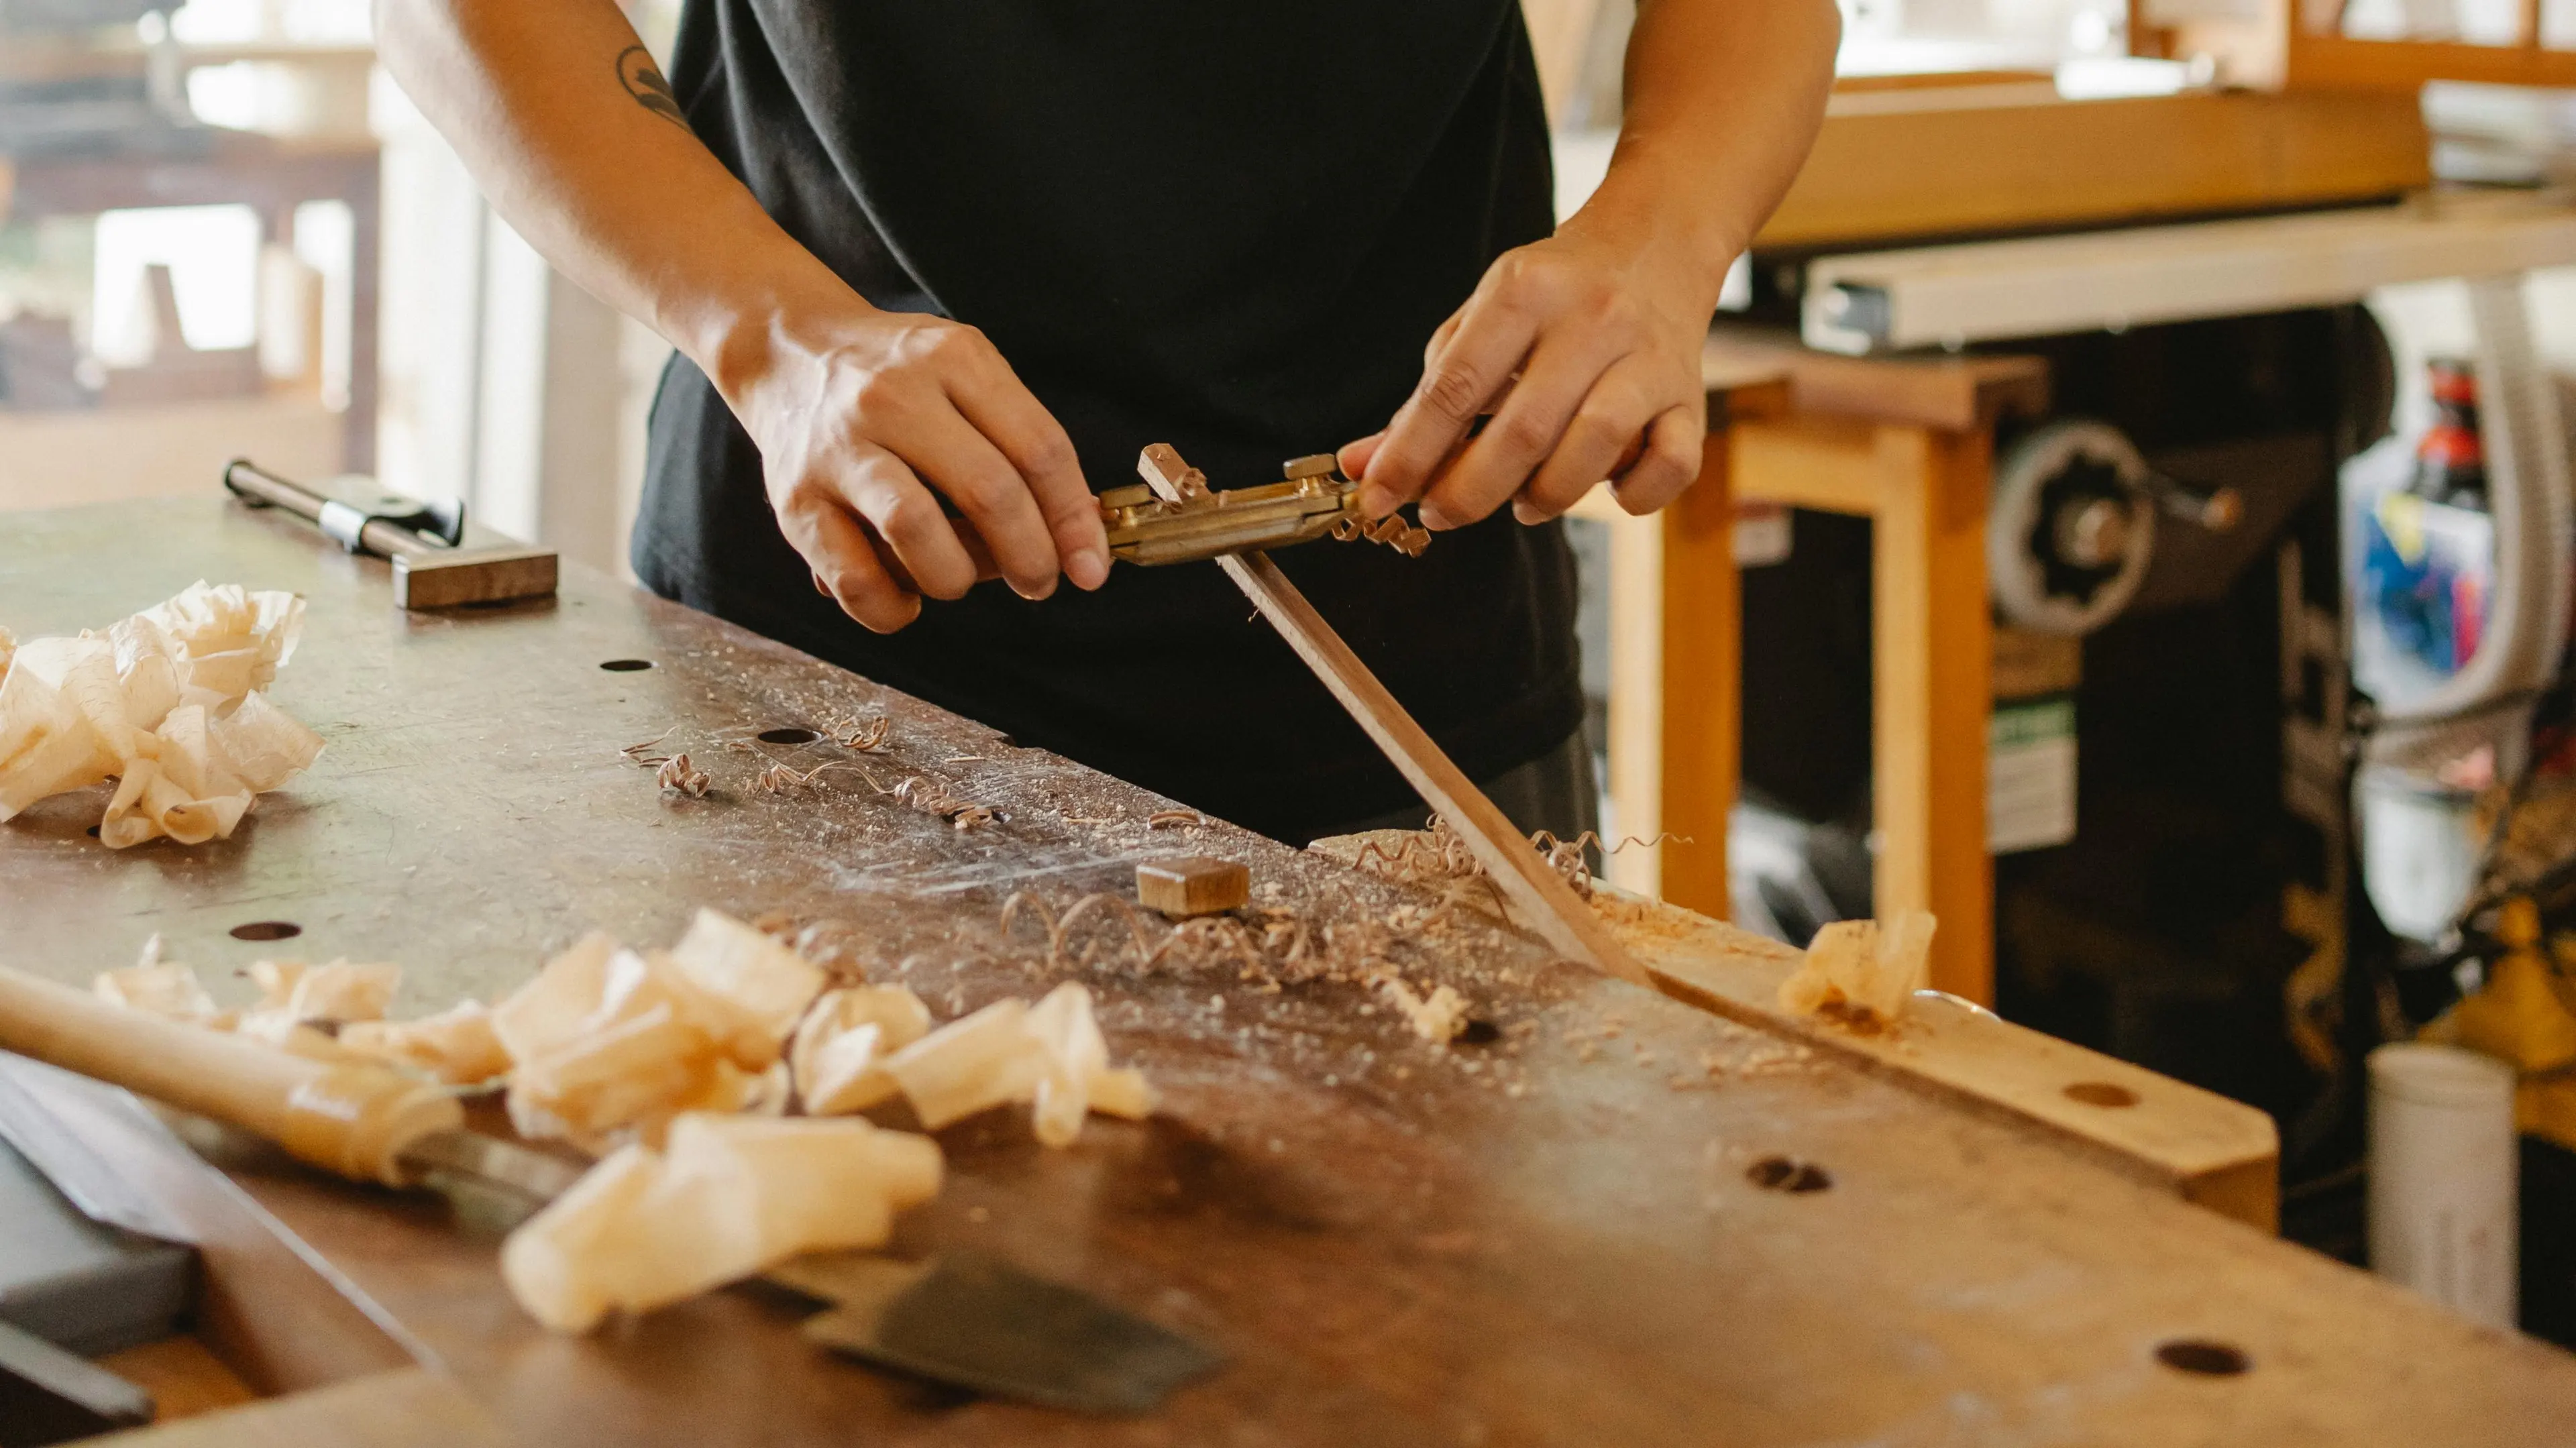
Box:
[378, 1, 1837, 844]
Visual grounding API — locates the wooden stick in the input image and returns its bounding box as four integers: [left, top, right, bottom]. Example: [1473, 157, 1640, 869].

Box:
[1134, 446, 1647, 985]
[0, 964, 462, 1186]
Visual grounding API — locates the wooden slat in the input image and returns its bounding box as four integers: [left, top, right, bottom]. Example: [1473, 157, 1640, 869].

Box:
[1314, 841, 2283, 1228]
[1595, 371, 1786, 906]
[1594, 892, 2282, 1228]
[1759, 89, 2430, 252]
[1870, 425, 1997, 1005]
[2288, 31, 2576, 89]
[1707, 329, 2049, 434]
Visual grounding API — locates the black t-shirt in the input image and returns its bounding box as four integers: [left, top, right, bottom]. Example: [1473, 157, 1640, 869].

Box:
[635, 0, 1582, 843]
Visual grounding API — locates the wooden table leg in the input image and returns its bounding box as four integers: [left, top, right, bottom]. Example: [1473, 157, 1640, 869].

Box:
[1604, 430, 1738, 913]
[1870, 424, 1994, 1004]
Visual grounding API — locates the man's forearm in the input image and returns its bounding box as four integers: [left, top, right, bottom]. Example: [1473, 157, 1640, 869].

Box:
[372, 0, 844, 395]
[1572, 0, 1841, 288]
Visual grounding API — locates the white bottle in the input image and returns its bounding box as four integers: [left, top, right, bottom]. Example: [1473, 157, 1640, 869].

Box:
[2368, 1042, 2518, 1329]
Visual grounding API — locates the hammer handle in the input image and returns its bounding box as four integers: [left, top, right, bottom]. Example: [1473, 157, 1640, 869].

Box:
[0, 964, 461, 1187]
[221, 460, 437, 561]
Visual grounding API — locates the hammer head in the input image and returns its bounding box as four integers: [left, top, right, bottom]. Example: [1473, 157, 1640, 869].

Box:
[392, 547, 559, 610]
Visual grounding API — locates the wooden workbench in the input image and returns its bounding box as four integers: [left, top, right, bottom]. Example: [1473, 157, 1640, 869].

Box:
[5, 498, 2575, 1445]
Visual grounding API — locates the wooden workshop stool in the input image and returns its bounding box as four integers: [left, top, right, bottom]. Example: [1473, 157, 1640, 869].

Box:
[1594, 329, 2047, 1006]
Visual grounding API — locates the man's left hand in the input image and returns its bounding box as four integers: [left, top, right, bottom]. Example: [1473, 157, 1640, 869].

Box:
[1338, 223, 1726, 532]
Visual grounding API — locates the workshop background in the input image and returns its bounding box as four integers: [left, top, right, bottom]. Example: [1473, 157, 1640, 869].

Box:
[16, 0, 2576, 1354]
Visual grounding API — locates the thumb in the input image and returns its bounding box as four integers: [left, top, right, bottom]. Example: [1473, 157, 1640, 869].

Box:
[1337, 432, 1387, 481]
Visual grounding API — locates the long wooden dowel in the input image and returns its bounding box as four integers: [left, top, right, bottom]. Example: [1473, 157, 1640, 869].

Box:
[1137, 440, 1646, 984]
[1214, 550, 1650, 984]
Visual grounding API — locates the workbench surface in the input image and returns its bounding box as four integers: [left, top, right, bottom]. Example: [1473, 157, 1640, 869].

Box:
[5, 498, 2573, 1447]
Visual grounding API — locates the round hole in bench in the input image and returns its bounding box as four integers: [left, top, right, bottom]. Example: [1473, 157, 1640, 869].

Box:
[1456, 1018, 1501, 1046]
[2064, 1080, 2140, 1109]
[230, 920, 303, 942]
[2155, 1339, 2249, 1376]
[598, 659, 654, 672]
[757, 727, 822, 746]
[1746, 1156, 1832, 1194]
[85, 825, 100, 838]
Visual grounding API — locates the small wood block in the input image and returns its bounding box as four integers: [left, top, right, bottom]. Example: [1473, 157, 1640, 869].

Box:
[1136, 857, 1249, 918]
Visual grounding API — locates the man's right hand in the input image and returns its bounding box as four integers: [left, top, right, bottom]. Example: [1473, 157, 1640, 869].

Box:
[724, 302, 1112, 633]
[372, 0, 1110, 632]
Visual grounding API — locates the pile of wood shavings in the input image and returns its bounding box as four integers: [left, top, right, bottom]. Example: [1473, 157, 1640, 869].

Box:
[0, 582, 323, 846]
[89, 908, 1155, 1334]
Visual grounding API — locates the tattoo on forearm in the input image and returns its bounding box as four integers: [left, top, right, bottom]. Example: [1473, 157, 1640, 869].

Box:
[616, 45, 690, 129]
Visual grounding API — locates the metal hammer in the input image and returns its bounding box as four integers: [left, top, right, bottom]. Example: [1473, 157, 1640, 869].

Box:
[222, 459, 558, 609]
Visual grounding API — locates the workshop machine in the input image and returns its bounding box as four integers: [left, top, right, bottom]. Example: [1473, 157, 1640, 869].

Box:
[1712, 75, 2576, 1303]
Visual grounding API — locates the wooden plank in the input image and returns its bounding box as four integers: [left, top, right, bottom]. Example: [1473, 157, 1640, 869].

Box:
[1759, 89, 2430, 253]
[1581, 891, 2282, 1229]
[1872, 424, 1996, 1005]
[9, 499, 2576, 1444]
[1311, 831, 2277, 1227]
[1596, 371, 1786, 905]
[1730, 412, 1888, 514]
[1707, 329, 2049, 434]
[1601, 431, 1738, 915]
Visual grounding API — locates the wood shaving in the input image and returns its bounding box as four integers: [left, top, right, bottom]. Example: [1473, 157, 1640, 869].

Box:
[619, 729, 675, 767]
[235, 958, 402, 1045]
[1, 581, 322, 848]
[878, 981, 1155, 1143]
[92, 936, 220, 1023]
[750, 756, 869, 795]
[1379, 977, 1468, 1043]
[341, 1001, 513, 1086]
[861, 767, 999, 830]
[824, 714, 892, 751]
[1776, 911, 1936, 1032]
[1348, 822, 1686, 904]
[655, 753, 709, 797]
[1146, 808, 1203, 829]
[500, 1112, 941, 1333]
[492, 912, 824, 1150]
[791, 985, 932, 1115]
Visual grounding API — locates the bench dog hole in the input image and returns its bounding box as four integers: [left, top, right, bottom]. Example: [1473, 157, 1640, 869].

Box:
[2064, 1080, 2139, 1108]
[757, 727, 822, 745]
[231, 920, 303, 942]
[2155, 1339, 2249, 1376]
[598, 659, 655, 672]
[1747, 1156, 1832, 1194]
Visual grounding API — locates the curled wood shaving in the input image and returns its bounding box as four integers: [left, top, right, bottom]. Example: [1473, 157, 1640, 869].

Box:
[825, 714, 892, 751]
[619, 729, 676, 767]
[657, 753, 709, 797]
[1001, 890, 1161, 972]
[995, 889, 1461, 1005]
[751, 757, 868, 795]
[1354, 821, 1688, 903]
[1146, 808, 1203, 830]
[1331, 513, 1432, 557]
[859, 766, 1000, 830]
